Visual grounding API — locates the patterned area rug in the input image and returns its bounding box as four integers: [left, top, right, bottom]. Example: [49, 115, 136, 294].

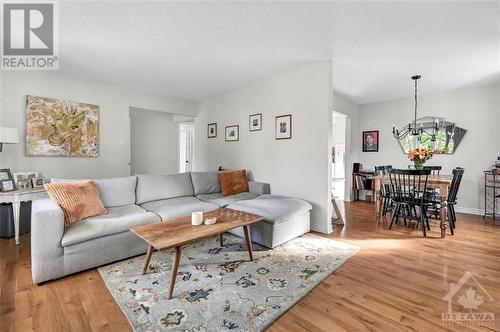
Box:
[98, 233, 358, 331]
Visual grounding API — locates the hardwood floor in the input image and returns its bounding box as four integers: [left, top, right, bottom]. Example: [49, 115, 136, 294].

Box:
[1, 201, 499, 331]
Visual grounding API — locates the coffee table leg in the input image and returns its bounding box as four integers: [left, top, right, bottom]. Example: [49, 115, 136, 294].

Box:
[143, 245, 153, 275]
[168, 246, 182, 299]
[243, 225, 253, 261]
[219, 233, 224, 246]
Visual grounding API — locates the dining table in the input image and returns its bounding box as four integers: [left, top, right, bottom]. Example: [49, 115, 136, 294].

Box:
[373, 174, 453, 238]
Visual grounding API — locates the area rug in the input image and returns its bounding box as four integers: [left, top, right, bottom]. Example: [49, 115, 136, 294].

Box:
[98, 233, 358, 331]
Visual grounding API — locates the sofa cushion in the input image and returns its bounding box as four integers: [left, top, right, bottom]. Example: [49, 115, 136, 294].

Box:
[136, 173, 194, 204]
[140, 196, 219, 221]
[51, 176, 137, 208]
[61, 204, 160, 247]
[197, 192, 259, 207]
[227, 194, 312, 224]
[218, 169, 249, 196]
[190, 171, 221, 195]
[45, 180, 107, 227]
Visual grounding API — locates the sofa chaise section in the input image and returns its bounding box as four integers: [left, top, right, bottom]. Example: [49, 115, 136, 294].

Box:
[227, 195, 312, 248]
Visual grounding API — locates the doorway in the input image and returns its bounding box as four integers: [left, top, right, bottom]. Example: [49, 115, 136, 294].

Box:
[129, 107, 194, 175]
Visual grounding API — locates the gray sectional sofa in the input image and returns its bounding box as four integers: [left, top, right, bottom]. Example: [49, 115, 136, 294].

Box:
[31, 172, 312, 284]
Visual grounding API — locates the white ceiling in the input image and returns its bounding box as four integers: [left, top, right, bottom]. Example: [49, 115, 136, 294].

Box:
[59, 1, 500, 104]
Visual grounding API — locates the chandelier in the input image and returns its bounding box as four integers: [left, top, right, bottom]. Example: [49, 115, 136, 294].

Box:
[392, 75, 439, 143]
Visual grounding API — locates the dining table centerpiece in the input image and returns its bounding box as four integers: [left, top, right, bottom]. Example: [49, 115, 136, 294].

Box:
[408, 147, 433, 170]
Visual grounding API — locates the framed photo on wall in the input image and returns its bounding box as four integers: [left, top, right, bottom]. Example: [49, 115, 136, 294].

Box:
[362, 130, 379, 152]
[207, 123, 217, 138]
[275, 114, 292, 140]
[225, 125, 239, 142]
[249, 113, 262, 131]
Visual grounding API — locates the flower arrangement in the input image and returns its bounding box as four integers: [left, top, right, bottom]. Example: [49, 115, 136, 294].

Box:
[408, 147, 433, 170]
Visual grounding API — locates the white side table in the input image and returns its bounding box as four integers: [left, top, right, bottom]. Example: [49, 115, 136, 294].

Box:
[0, 188, 47, 245]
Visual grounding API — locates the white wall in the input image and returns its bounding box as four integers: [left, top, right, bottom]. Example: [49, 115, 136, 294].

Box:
[129, 107, 181, 175]
[0, 71, 197, 179]
[333, 93, 360, 201]
[357, 83, 500, 213]
[195, 61, 334, 233]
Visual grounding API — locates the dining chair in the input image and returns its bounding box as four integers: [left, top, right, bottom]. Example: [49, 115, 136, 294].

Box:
[389, 169, 431, 237]
[423, 165, 442, 176]
[422, 166, 443, 217]
[425, 167, 465, 235]
[375, 165, 393, 216]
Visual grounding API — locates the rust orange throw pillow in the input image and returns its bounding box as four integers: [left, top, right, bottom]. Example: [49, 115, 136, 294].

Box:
[218, 169, 249, 196]
[44, 180, 107, 226]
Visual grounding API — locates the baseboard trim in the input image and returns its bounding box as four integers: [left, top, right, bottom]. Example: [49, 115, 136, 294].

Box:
[455, 206, 483, 216]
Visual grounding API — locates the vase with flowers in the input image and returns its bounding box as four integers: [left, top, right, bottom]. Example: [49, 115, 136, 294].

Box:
[408, 147, 432, 170]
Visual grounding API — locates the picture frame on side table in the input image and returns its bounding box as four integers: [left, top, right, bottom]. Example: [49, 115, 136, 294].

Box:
[0, 179, 16, 192]
[249, 113, 262, 131]
[0, 169, 13, 181]
[13, 172, 39, 190]
[275, 114, 292, 140]
[207, 123, 217, 138]
[31, 177, 46, 188]
[362, 130, 379, 152]
[225, 125, 239, 142]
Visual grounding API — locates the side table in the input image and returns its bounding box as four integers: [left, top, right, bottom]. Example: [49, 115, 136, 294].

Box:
[0, 188, 47, 245]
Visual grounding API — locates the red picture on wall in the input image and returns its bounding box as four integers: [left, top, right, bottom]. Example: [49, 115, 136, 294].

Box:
[362, 130, 379, 152]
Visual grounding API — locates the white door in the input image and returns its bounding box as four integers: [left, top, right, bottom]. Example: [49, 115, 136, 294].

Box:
[179, 123, 195, 172]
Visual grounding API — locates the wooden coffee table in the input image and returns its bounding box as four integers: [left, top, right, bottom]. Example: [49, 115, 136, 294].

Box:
[130, 208, 263, 299]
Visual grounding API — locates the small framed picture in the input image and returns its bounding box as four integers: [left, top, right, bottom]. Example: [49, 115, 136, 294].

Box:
[362, 130, 379, 152]
[13, 172, 39, 190]
[275, 114, 292, 140]
[249, 113, 262, 132]
[0, 179, 16, 192]
[207, 123, 217, 138]
[225, 125, 239, 142]
[0, 169, 13, 181]
[31, 177, 46, 188]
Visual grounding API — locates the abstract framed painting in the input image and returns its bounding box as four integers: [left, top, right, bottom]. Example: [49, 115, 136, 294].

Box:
[25, 95, 99, 157]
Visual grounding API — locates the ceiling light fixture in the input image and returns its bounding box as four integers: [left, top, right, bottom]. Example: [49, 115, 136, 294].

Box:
[392, 75, 439, 144]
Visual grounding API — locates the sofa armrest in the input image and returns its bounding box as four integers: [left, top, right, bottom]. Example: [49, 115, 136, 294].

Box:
[31, 197, 65, 283]
[248, 181, 271, 195]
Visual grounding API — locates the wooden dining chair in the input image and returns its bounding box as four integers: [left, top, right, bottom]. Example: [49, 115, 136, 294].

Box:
[389, 169, 431, 237]
[375, 165, 393, 216]
[423, 166, 442, 176]
[425, 167, 465, 235]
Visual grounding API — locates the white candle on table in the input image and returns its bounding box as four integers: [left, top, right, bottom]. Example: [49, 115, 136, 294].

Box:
[191, 211, 203, 225]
